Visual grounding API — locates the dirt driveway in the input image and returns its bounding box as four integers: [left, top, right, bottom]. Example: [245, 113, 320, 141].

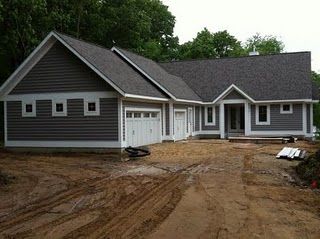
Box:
[0, 140, 319, 239]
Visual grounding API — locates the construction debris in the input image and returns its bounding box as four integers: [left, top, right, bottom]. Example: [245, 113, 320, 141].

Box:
[229, 136, 297, 144]
[276, 147, 306, 160]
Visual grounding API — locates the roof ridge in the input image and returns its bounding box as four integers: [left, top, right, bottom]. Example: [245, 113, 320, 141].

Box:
[159, 51, 311, 64]
[53, 30, 114, 53]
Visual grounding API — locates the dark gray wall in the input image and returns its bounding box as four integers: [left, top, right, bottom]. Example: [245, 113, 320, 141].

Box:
[10, 42, 113, 94]
[251, 104, 303, 131]
[7, 98, 118, 141]
[0, 102, 3, 141]
[195, 106, 200, 131]
[201, 106, 220, 130]
[307, 104, 311, 133]
[122, 101, 163, 141]
[223, 90, 245, 100]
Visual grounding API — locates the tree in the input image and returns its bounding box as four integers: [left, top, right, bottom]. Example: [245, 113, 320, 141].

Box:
[177, 28, 245, 60]
[312, 71, 320, 134]
[244, 33, 284, 55]
[212, 30, 244, 57]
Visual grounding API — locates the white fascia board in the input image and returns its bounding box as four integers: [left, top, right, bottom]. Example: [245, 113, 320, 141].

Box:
[175, 98, 203, 104]
[111, 47, 177, 100]
[0, 32, 57, 99]
[52, 33, 126, 96]
[4, 91, 119, 101]
[125, 107, 161, 112]
[255, 99, 314, 103]
[124, 94, 169, 102]
[5, 141, 122, 148]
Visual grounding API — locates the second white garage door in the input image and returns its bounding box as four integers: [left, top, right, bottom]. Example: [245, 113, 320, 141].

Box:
[174, 111, 186, 141]
[126, 111, 161, 147]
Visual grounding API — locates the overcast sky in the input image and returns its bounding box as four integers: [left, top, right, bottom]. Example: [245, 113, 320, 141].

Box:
[161, 0, 320, 72]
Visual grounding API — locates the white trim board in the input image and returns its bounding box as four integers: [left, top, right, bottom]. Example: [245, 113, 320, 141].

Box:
[124, 94, 169, 102]
[5, 141, 122, 148]
[112, 47, 177, 100]
[4, 91, 118, 101]
[248, 131, 305, 136]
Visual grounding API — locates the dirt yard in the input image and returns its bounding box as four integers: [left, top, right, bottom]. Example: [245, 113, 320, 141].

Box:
[0, 140, 320, 239]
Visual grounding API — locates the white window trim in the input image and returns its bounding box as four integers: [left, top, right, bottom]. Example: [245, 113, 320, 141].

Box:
[255, 104, 270, 125]
[205, 106, 216, 126]
[280, 103, 293, 114]
[84, 98, 100, 116]
[52, 99, 67, 117]
[22, 100, 36, 117]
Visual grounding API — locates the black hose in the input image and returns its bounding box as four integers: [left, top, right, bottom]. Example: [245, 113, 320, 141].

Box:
[125, 146, 150, 157]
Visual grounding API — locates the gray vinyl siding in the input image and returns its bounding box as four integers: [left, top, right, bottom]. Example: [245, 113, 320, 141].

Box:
[307, 104, 311, 133]
[122, 101, 163, 141]
[165, 103, 170, 135]
[251, 104, 303, 131]
[7, 98, 118, 141]
[201, 106, 220, 131]
[10, 42, 113, 94]
[223, 90, 245, 100]
[195, 106, 200, 131]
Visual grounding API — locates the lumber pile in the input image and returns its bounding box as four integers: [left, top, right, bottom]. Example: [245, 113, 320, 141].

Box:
[276, 147, 306, 160]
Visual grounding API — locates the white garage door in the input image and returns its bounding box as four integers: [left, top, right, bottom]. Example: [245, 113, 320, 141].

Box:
[174, 111, 186, 141]
[126, 111, 161, 147]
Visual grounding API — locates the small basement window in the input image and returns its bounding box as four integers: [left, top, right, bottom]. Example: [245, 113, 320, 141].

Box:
[84, 99, 100, 116]
[205, 106, 215, 125]
[22, 100, 36, 117]
[280, 104, 293, 114]
[256, 105, 270, 125]
[52, 99, 67, 117]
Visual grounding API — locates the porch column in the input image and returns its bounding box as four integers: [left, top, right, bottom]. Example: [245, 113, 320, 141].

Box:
[219, 103, 225, 139]
[244, 102, 250, 136]
[169, 101, 174, 140]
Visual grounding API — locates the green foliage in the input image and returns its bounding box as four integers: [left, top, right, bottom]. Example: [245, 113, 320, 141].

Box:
[296, 150, 320, 188]
[244, 33, 284, 55]
[0, 0, 177, 84]
[178, 28, 244, 60]
[312, 71, 320, 133]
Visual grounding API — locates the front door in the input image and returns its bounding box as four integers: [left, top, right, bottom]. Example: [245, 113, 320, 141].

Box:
[228, 105, 244, 133]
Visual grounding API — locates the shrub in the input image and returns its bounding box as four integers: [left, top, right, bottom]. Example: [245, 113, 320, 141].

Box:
[296, 150, 320, 188]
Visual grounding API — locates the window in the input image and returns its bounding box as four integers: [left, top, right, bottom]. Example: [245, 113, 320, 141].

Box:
[56, 103, 64, 112]
[143, 112, 150, 118]
[126, 112, 133, 118]
[205, 106, 215, 125]
[84, 99, 100, 116]
[52, 99, 67, 117]
[134, 113, 141, 118]
[22, 100, 36, 117]
[151, 112, 157, 118]
[280, 103, 293, 114]
[255, 105, 270, 125]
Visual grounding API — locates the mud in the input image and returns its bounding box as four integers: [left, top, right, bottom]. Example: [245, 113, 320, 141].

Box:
[0, 140, 319, 238]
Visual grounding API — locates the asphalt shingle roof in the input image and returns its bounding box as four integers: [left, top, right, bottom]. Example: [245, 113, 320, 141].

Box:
[160, 52, 313, 102]
[114, 48, 202, 101]
[56, 32, 168, 99]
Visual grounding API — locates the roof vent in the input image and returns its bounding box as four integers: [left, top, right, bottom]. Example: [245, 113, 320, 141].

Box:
[249, 46, 259, 56]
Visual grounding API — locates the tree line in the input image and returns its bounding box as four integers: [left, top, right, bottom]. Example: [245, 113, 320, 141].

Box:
[0, 0, 284, 82]
[0, 0, 319, 133]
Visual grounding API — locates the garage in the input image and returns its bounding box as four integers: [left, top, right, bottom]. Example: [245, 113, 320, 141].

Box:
[126, 111, 161, 147]
[174, 111, 186, 141]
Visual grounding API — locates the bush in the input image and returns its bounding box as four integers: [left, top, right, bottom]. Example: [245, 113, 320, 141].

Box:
[296, 150, 320, 188]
